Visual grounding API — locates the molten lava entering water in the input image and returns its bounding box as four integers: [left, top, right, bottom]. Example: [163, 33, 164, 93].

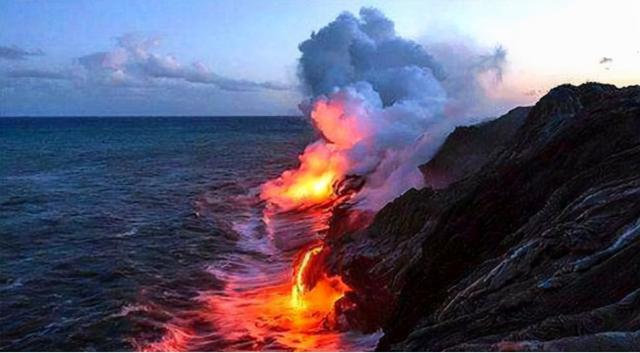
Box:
[260, 142, 347, 209]
[260, 96, 369, 210]
[141, 204, 372, 351]
[258, 101, 360, 336]
[290, 245, 349, 313]
[291, 245, 323, 309]
[255, 97, 368, 347]
[142, 99, 376, 351]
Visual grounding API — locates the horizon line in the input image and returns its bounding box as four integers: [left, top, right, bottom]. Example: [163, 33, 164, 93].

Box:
[0, 114, 304, 119]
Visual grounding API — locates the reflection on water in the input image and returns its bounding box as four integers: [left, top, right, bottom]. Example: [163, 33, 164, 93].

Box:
[140, 193, 380, 351]
[0, 117, 379, 351]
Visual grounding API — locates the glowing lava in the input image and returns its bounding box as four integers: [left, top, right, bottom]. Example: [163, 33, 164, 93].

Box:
[260, 142, 347, 209]
[257, 94, 369, 339]
[143, 95, 373, 351]
[291, 245, 323, 309]
[260, 95, 370, 210]
[140, 226, 356, 351]
[290, 245, 349, 316]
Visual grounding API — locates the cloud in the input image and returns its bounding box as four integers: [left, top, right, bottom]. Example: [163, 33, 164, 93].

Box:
[184, 62, 291, 91]
[69, 33, 291, 91]
[0, 45, 44, 60]
[6, 68, 73, 80]
[4, 33, 291, 92]
[599, 57, 613, 64]
[1, 33, 297, 116]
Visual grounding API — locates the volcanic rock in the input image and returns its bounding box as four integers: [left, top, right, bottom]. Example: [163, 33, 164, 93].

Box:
[420, 106, 531, 189]
[325, 83, 640, 351]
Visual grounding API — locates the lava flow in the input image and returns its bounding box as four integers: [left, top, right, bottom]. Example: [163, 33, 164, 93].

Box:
[137, 6, 504, 350]
[259, 98, 369, 324]
[291, 245, 324, 310]
[141, 91, 376, 351]
[290, 244, 349, 314]
[260, 95, 369, 210]
[141, 200, 369, 352]
[251, 96, 370, 347]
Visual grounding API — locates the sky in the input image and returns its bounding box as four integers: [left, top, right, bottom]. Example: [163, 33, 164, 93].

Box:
[0, 0, 638, 116]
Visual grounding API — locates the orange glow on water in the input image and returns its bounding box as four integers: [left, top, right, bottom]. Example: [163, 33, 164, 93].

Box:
[141, 97, 376, 351]
[248, 97, 363, 349]
[142, 279, 351, 351]
[139, 210, 357, 351]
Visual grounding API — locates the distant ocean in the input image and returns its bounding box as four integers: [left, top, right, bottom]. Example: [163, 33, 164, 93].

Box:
[0, 116, 320, 350]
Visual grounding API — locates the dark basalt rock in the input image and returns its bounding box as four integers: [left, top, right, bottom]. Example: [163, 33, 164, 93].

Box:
[327, 83, 640, 351]
[420, 105, 531, 189]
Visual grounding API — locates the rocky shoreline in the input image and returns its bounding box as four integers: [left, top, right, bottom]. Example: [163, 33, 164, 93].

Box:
[326, 83, 640, 351]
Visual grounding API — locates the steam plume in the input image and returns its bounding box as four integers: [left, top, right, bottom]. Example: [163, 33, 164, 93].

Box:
[263, 7, 509, 210]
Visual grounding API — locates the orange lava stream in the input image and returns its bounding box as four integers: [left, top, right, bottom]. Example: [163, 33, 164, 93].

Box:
[143, 98, 369, 351]
[291, 245, 323, 309]
[258, 96, 362, 345]
[141, 213, 353, 351]
[290, 245, 350, 315]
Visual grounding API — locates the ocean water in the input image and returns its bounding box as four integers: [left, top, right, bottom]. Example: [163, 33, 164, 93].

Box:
[0, 116, 373, 351]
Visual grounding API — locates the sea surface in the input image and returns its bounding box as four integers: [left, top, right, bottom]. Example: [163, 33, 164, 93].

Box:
[1, 116, 379, 351]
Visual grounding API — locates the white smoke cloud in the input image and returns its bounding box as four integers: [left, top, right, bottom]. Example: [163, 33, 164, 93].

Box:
[423, 39, 509, 118]
[294, 7, 511, 209]
[298, 8, 444, 102]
